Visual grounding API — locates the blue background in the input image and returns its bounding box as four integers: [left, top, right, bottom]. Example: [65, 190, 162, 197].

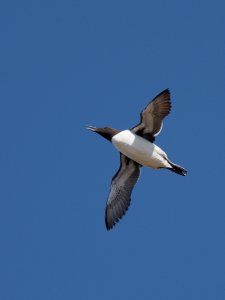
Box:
[1, 1, 225, 299]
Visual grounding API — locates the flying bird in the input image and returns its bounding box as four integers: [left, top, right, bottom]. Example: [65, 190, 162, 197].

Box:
[87, 89, 187, 230]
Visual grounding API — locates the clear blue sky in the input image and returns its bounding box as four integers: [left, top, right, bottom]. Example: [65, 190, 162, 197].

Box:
[1, 1, 225, 299]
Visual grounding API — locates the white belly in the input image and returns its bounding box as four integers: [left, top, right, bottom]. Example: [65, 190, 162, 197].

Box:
[112, 130, 171, 169]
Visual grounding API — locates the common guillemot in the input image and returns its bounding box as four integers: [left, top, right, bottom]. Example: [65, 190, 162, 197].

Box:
[87, 89, 187, 230]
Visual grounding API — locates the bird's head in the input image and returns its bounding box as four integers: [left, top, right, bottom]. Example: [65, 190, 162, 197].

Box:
[86, 126, 120, 142]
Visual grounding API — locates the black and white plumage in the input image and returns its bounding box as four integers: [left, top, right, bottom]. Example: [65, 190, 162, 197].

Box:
[87, 89, 187, 230]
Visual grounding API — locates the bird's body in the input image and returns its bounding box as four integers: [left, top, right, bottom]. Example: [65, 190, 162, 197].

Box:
[112, 129, 171, 169]
[87, 88, 187, 230]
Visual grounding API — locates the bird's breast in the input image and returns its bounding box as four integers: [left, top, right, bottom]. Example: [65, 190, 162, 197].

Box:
[112, 130, 170, 168]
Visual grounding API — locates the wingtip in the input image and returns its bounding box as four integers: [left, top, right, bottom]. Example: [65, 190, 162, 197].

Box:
[105, 208, 121, 231]
[105, 220, 112, 231]
[161, 88, 170, 97]
[105, 223, 111, 231]
[105, 212, 114, 231]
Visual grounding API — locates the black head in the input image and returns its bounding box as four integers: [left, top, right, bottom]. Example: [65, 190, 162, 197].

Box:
[86, 126, 120, 142]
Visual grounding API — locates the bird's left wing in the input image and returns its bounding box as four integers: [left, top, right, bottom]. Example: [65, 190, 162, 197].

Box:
[105, 154, 140, 230]
[132, 89, 171, 142]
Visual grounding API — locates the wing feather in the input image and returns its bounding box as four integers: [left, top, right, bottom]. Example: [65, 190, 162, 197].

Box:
[105, 154, 140, 230]
[132, 89, 171, 142]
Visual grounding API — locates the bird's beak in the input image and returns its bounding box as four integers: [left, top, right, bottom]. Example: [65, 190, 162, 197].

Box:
[86, 125, 97, 132]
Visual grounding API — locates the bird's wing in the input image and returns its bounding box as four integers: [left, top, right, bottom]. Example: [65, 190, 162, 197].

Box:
[105, 154, 140, 230]
[132, 89, 171, 142]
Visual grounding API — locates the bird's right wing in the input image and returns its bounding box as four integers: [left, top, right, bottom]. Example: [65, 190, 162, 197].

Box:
[105, 154, 140, 230]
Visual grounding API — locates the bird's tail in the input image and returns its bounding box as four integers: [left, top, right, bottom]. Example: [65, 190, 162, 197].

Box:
[167, 162, 187, 176]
